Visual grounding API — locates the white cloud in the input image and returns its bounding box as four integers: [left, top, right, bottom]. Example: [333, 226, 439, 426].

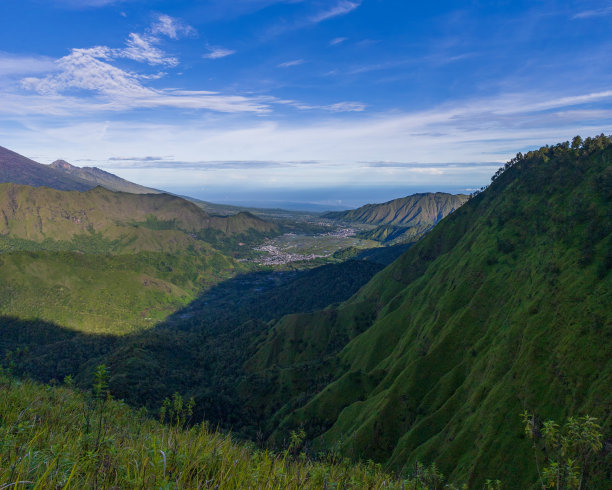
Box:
[278, 59, 305, 68]
[0, 53, 58, 77]
[119, 33, 178, 66]
[311, 1, 361, 23]
[6, 89, 610, 188]
[21, 48, 148, 97]
[572, 6, 612, 19]
[151, 14, 196, 39]
[203, 47, 236, 59]
[19, 48, 270, 113]
[329, 37, 348, 46]
[328, 101, 366, 112]
[287, 100, 366, 112]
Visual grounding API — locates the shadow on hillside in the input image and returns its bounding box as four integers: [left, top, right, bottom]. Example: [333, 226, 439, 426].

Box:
[0, 253, 392, 435]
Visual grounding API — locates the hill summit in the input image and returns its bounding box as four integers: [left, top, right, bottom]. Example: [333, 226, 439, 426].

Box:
[324, 192, 469, 243]
[49, 159, 160, 194]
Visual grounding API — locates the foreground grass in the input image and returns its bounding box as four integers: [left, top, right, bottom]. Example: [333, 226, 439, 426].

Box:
[0, 374, 463, 489]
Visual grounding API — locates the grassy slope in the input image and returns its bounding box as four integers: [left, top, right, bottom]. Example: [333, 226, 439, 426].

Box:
[324, 193, 469, 244]
[0, 184, 276, 252]
[0, 184, 279, 333]
[0, 374, 430, 489]
[324, 193, 468, 226]
[245, 138, 612, 487]
[0, 250, 241, 334]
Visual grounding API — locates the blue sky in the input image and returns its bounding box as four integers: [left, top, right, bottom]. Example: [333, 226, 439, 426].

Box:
[1, 0, 611, 207]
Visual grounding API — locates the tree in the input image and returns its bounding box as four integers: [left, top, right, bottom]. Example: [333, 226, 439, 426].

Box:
[521, 411, 603, 489]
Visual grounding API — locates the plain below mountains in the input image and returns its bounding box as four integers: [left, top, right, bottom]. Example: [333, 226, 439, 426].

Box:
[324, 192, 469, 244]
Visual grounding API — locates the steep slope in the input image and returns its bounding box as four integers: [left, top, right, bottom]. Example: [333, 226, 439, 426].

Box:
[0, 145, 92, 191]
[50, 159, 161, 194]
[0, 184, 276, 333]
[324, 193, 468, 244]
[324, 192, 468, 226]
[0, 183, 276, 253]
[245, 136, 612, 486]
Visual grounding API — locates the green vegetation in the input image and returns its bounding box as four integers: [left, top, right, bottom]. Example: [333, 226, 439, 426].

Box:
[521, 411, 604, 489]
[0, 183, 278, 333]
[0, 373, 464, 489]
[241, 135, 612, 486]
[0, 249, 242, 334]
[1, 136, 610, 487]
[324, 192, 469, 244]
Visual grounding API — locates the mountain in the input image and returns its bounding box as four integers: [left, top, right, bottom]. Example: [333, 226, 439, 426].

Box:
[324, 192, 468, 226]
[243, 136, 612, 486]
[1, 136, 610, 486]
[50, 159, 161, 194]
[324, 193, 469, 244]
[0, 183, 275, 253]
[0, 183, 277, 333]
[0, 145, 92, 191]
[0, 145, 161, 195]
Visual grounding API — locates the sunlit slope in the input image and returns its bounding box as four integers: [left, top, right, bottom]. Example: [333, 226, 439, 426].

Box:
[0, 373, 413, 489]
[0, 250, 240, 334]
[0, 184, 277, 333]
[247, 136, 612, 486]
[0, 183, 276, 252]
[324, 193, 468, 244]
[324, 192, 468, 226]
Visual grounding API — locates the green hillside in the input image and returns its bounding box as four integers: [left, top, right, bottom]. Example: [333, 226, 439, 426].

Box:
[0, 249, 240, 334]
[324, 193, 469, 244]
[244, 136, 612, 487]
[0, 136, 610, 486]
[1, 373, 442, 489]
[0, 183, 276, 253]
[0, 184, 278, 333]
[50, 159, 161, 194]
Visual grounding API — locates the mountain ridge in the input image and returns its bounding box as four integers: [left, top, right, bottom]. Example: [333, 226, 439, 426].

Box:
[243, 136, 612, 486]
[0, 145, 93, 191]
[324, 192, 469, 244]
[49, 159, 162, 194]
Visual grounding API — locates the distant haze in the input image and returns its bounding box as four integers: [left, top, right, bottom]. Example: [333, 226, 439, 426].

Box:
[169, 185, 475, 212]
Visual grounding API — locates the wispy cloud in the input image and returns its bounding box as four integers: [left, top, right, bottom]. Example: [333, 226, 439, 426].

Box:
[202, 47, 236, 59]
[19, 47, 271, 113]
[572, 6, 612, 19]
[120, 33, 178, 66]
[14, 15, 272, 113]
[329, 37, 348, 46]
[311, 1, 361, 23]
[54, 0, 127, 7]
[151, 14, 196, 39]
[278, 59, 305, 68]
[0, 53, 58, 77]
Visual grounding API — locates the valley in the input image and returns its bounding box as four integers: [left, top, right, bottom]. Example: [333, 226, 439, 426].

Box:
[0, 137, 610, 488]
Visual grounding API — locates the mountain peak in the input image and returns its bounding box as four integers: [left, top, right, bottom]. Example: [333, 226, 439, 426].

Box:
[50, 159, 76, 170]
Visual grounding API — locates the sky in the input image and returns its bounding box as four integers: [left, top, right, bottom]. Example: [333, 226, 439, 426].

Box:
[0, 0, 611, 208]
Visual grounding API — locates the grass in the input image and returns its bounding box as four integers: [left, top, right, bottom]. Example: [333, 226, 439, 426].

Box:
[0, 373, 460, 489]
[0, 250, 244, 334]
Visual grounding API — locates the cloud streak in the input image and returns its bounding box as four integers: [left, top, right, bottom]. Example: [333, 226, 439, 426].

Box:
[203, 47, 236, 59]
[278, 59, 305, 67]
[311, 1, 361, 23]
[572, 6, 612, 19]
